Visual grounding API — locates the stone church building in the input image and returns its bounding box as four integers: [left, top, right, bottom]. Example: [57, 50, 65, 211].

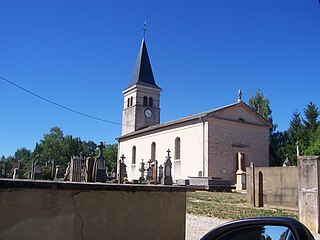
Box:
[117, 38, 271, 183]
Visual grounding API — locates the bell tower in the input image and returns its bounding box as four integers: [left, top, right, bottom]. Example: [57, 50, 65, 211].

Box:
[121, 38, 162, 135]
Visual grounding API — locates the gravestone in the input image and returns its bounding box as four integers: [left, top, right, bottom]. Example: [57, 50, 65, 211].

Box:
[139, 159, 146, 183]
[86, 155, 95, 182]
[46, 159, 55, 179]
[31, 155, 41, 180]
[94, 142, 107, 183]
[158, 164, 163, 184]
[146, 159, 153, 181]
[163, 149, 173, 185]
[119, 154, 127, 184]
[70, 156, 85, 182]
[13, 168, 19, 179]
[95, 156, 107, 183]
[54, 165, 62, 181]
[152, 160, 158, 184]
[63, 162, 71, 181]
[283, 155, 291, 167]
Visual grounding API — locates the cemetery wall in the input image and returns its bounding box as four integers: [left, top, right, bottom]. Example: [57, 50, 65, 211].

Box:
[246, 166, 298, 209]
[0, 179, 186, 240]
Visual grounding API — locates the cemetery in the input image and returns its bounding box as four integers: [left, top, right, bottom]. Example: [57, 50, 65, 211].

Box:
[1, 140, 320, 238]
[0, 142, 189, 239]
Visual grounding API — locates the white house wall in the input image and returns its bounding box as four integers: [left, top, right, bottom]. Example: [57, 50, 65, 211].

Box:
[118, 121, 207, 181]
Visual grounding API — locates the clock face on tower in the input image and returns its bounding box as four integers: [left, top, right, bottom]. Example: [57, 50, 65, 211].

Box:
[144, 109, 152, 118]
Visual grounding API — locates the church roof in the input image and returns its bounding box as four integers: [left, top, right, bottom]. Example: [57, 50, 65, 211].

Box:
[118, 101, 272, 140]
[125, 38, 161, 91]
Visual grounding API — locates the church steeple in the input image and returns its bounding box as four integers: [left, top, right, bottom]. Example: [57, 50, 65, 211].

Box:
[121, 37, 162, 136]
[125, 38, 161, 91]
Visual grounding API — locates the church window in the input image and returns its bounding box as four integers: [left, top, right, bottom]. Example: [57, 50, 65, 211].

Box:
[130, 96, 133, 106]
[127, 98, 130, 108]
[175, 137, 181, 160]
[151, 142, 156, 161]
[149, 97, 153, 107]
[143, 96, 148, 106]
[132, 146, 136, 164]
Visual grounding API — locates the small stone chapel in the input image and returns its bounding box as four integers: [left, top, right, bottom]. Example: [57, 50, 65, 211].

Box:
[117, 38, 271, 183]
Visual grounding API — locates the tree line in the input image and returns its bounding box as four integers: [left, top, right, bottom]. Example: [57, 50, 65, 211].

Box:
[249, 90, 319, 166]
[0, 127, 117, 179]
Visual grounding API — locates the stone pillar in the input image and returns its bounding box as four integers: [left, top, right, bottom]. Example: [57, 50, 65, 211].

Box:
[298, 156, 320, 233]
[236, 152, 246, 191]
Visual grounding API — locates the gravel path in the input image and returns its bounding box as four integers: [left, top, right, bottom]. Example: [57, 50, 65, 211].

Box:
[186, 214, 320, 240]
[186, 214, 226, 240]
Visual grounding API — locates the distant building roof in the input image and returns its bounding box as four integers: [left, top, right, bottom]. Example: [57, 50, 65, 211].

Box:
[125, 38, 161, 91]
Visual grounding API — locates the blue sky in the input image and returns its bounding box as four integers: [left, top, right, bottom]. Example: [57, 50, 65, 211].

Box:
[1, 0, 320, 157]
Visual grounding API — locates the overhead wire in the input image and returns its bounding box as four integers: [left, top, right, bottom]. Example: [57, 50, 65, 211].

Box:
[0, 75, 123, 126]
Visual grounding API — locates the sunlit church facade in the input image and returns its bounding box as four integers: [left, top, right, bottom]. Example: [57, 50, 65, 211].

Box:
[117, 38, 271, 182]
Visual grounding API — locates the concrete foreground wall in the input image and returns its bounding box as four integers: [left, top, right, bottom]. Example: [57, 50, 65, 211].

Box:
[0, 179, 186, 240]
[246, 166, 298, 209]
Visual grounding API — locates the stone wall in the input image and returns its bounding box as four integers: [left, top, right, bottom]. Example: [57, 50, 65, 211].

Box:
[0, 179, 186, 240]
[246, 166, 298, 209]
[298, 156, 320, 233]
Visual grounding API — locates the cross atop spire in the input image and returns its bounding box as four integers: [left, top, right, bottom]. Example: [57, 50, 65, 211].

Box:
[143, 20, 147, 39]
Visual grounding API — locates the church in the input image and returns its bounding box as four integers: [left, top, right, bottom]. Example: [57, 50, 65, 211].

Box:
[117, 38, 271, 183]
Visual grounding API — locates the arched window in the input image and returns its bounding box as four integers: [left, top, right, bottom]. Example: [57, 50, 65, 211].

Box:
[132, 146, 136, 164]
[127, 98, 130, 108]
[130, 96, 133, 106]
[149, 97, 153, 107]
[175, 137, 181, 160]
[151, 142, 156, 161]
[143, 96, 148, 106]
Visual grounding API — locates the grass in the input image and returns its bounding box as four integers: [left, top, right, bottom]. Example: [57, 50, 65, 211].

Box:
[186, 191, 298, 220]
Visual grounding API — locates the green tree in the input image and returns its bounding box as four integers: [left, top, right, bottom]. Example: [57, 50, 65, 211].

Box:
[14, 148, 32, 178]
[304, 128, 320, 155]
[102, 144, 118, 173]
[248, 89, 273, 125]
[269, 131, 287, 166]
[63, 135, 83, 159]
[39, 127, 66, 166]
[302, 102, 319, 151]
[248, 90, 286, 166]
[284, 110, 305, 164]
[303, 102, 319, 132]
[82, 140, 97, 156]
[3, 156, 15, 177]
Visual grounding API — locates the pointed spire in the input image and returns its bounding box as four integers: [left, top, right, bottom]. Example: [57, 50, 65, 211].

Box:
[125, 38, 161, 91]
